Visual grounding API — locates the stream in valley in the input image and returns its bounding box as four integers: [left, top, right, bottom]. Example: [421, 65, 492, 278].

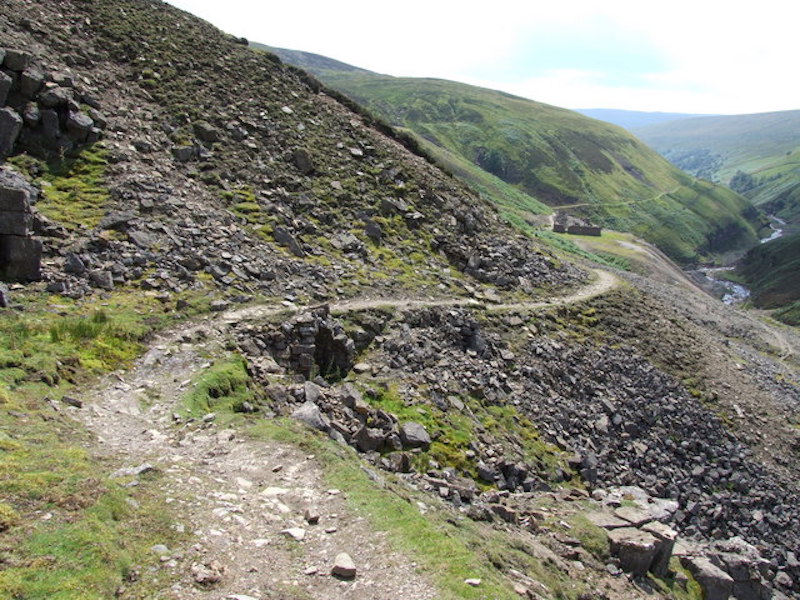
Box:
[688, 216, 785, 305]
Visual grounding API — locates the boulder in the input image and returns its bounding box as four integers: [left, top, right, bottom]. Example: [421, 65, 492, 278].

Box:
[607, 527, 658, 577]
[399, 422, 431, 449]
[291, 401, 329, 432]
[681, 556, 734, 600]
[0, 236, 41, 281]
[642, 521, 678, 577]
[192, 120, 219, 142]
[3, 49, 32, 72]
[0, 107, 23, 158]
[331, 553, 356, 579]
[0, 282, 9, 307]
[292, 148, 314, 174]
[354, 425, 385, 452]
[65, 111, 94, 143]
[19, 67, 44, 98]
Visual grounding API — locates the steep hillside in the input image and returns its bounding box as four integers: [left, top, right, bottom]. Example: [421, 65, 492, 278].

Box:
[575, 109, 712, 130]
[737, 232, 800, 309]
[265, 47, 765, 263]
[1, 2, 799, 600]
[636, 111, 800, 223]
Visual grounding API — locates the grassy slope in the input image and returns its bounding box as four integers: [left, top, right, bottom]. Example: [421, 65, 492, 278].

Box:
[636, 111, 800, 223]
[263, 47, 764, 263]
[736, 232, 800, 309]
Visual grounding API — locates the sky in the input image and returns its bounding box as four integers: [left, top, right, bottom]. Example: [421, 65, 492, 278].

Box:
[165, 0, 799, 115]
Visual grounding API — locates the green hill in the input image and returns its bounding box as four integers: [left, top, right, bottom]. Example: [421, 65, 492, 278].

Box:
[635, 111, 800, 224]
[736, 232, 800, 321]
[263, 46, 765, 264]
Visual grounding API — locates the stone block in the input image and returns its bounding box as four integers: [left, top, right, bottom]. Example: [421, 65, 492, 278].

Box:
[681, 556, 734, 600]
[0, 235, 41, 281]
[3, 49, 32, 72]
[607, 527, 658, 577]
[0, 210, 32, 235]
[0, 107, 23, 158]
[0, 186, 30, 212]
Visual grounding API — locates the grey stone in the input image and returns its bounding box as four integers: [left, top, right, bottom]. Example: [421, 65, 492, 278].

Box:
[38, 86, 72, 108]
[41, 109, 59, 140]
[642, 521, 678, 577]
[607, 527, 658, 577]
[0, 185, 29, 213]
[21, 102, 40, 127]
[681, 556, 733, 600]
[303, 381, 322, 403]
[0, 283, 9, 307]
[89, 270, 114, 290]
[3, 49, 32, 72]
[0, 235, 41, 281]
[65, 112, 94, 143]
[292, 148, 314, 174]
[291, 401, 329, 432]
[19, 68, 44, 98]
[0, 209, 32, 235]
[172, 145, 196, 162]
[399, 422, 431, 449]
[193, 120, 219, 142]
[354, 425, 385, 452]
[331, 553, 356, 579]
[64, 252, 86, 275]
[0, 71, 11, 106]
[273, 226, 305, 257]
[364, 219, 382, 244]
[0, 107, 23, 158]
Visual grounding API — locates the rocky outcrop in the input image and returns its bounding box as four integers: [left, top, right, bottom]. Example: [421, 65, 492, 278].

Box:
[0, 47, 106, 158]
[0, 169, 40, 281]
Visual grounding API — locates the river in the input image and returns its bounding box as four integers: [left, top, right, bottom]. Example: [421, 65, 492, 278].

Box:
[690, 215, 785, 305]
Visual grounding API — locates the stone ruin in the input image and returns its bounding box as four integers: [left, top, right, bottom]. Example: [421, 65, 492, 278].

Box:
[0, 169, 40, 283]
[552, 212, 602, 236]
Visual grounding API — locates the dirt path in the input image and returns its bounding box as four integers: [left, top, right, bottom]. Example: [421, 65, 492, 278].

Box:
[224, 268, 619, 324]
[79, 322, 437, 600]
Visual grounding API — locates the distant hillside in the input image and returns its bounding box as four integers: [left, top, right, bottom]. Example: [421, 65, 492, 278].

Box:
[266, 46, 765, 263]
[576, 108, 711, 130]
[636, 111, 800, 224]
[249, 42, 372, 75]
[737, 232, 800, 313]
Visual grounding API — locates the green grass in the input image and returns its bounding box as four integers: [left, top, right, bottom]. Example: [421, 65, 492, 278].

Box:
[182, 353, 264, 419]
[8, 146, 111, 231]
[0, 290, 197, 600]
[773, 301, 800, 326]
[736, 232, 800, 308]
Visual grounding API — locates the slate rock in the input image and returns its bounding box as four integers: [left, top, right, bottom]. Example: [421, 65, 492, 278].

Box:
[38, 86, 72, 108]
[65, 111, 94, 143]
[0, 236, 41, 281]
[292, 148, 314, 175]
[193, 120, 219, 142]
[0, 107, 23, 158]
[291, 401, 329, 432]
[64, 252, 86, 275]
[681, 556, 734, 600]
[19, 68, 44, 98]
[354, 425, 385, 452]
[331, 553, 356, 579]
[0, 72, 11, 106]
[3, 49, 32, 72]
[399, 422, 431, 449]
[607, 527, 658, 577]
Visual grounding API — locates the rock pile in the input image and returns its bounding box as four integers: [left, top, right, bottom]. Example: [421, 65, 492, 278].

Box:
[0, 47, 106, 158]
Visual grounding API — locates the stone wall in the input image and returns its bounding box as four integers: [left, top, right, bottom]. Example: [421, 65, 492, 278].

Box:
[0, 181, 41, 281]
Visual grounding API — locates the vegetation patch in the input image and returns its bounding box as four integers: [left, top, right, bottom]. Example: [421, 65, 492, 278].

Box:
[8, 146, 110, 231]
[182, 353, 264, 419]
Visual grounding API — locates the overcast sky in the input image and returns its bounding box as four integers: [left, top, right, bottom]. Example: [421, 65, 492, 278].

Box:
[165, 0, 799, 115]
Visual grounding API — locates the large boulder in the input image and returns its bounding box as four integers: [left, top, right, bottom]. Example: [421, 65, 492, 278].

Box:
[399, 422, 431, 449]
[291, 401, 329, 432]
[607, 527, 658, 577]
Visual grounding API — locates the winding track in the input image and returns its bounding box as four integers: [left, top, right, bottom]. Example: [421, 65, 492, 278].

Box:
[223, 268, 620, 324]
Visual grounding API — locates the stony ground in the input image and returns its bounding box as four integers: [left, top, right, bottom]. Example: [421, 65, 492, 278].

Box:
[77, 319, 438, 600]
